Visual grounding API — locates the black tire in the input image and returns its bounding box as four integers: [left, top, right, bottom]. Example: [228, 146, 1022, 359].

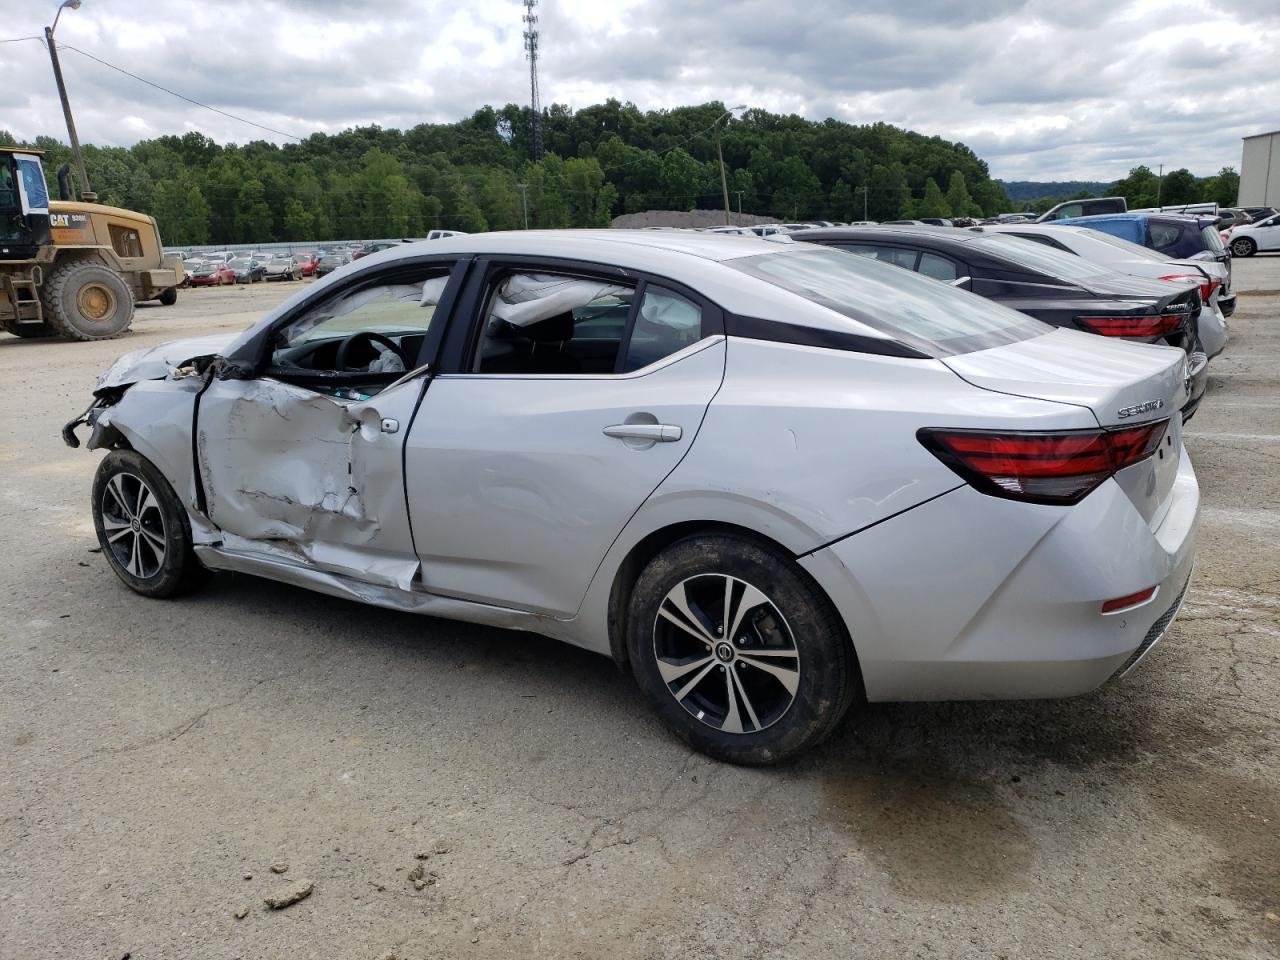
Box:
[1231, 236, 1256, 257]
[1, 317, 57, 338]
[42, 260, 134, 340]
[92, 449, 206, 598]
[626, 534, 860, 765]
[158, 287, 178, 306]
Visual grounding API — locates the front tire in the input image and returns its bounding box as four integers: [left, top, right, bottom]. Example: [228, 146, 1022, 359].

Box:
[41, 260, 135, 340]
[92, 449, 206, 598]
[158, 287, 178, 306]
[1231, 237, 1256, 257]
[626, 534, 859, 765]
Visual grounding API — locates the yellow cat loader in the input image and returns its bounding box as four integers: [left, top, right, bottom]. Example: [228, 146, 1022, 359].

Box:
[0, 147, 183, 341]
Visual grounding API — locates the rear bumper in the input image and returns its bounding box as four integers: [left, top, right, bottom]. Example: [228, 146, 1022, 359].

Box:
[800, 447, 1199, 702]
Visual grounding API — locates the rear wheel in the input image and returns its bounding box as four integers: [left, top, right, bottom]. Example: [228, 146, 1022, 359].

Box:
[158, 287, 178, 306]
[1231, 236, 1256, 257]
[626, 534, 860, 765]
[92, 449, 206, 598]
[42, 260, 134, 340]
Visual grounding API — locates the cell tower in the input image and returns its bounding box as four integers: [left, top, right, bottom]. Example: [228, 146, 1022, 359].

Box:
[523, 0, 543, 160]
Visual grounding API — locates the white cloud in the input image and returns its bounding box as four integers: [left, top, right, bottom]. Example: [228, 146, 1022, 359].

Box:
[3, 0, 1274, 180]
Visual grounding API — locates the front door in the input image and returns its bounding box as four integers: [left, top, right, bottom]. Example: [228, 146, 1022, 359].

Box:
[196, 262, 457, 589]
[405, 265, 726, 617]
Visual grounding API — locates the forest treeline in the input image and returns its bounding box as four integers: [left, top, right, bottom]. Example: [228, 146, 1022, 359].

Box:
[0, 100, 1240, 244]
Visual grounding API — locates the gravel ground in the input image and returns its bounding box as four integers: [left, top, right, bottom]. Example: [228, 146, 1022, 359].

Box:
[2, 262, 1278, 960]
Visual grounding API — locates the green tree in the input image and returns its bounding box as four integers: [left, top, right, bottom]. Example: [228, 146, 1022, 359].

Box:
[282, 197, 316, 239]
[915, 177, 947, 218]
[943, 170, 982, 217]
[1207, 167, 1240, 207]
[1158, 168, 1199, 206]
[234, 179, 273, 243]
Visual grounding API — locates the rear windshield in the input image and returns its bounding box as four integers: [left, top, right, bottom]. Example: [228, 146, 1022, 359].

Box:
[727, 248, 1049, 358]
[969, 234, 1119, 283]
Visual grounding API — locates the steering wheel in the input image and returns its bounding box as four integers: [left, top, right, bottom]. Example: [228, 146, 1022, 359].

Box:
[334, 331, 410, 372]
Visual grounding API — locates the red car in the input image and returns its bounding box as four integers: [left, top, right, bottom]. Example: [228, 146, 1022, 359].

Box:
[188, 261, 236, 287]
[292, 253, 319, 277]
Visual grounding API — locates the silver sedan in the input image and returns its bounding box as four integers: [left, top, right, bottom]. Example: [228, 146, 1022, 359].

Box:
[65, 230, 1198, 764]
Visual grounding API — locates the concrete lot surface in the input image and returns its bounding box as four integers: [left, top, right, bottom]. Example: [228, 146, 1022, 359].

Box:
[2, 263, 1278, 959]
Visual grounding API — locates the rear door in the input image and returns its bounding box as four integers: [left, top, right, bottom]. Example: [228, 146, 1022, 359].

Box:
[404, 260, 726, 617]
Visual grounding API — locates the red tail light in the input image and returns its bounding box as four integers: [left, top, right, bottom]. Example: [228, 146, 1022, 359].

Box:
[1159, 273, 1219, 304]
[1101, 586, 1157, 614]
[1075, 314, 1187, 337]
[918, 420, 1169, 504]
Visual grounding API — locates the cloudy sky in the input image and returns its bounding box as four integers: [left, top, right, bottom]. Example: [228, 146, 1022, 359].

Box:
[5, 0, 1276, 181]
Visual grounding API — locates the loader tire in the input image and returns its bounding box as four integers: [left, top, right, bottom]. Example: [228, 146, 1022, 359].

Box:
[42, 260, 134, 341]
[1, 316, 57, 338]
[158, 286, 178, 306]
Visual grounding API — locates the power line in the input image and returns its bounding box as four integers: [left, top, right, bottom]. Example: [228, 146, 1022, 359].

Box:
[57, 43, 305, 142]
[0, 35, 43, 44]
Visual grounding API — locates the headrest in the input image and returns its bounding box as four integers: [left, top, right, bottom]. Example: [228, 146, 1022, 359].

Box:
[523, 311, 575, 342]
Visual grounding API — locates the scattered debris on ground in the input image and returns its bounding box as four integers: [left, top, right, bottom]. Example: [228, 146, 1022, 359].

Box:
[263, 879, 313, 910]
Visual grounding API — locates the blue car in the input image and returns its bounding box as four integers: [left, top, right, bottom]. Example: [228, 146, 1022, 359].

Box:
[1055, 213, 1235, 316]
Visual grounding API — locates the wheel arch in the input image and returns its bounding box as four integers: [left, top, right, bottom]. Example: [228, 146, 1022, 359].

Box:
[604, 519, 862, 696]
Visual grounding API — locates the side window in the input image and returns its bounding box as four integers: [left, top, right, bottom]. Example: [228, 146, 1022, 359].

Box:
[474, 272, 636, 375]
[917, 252, 959, 281]
[831, 242, 918, 270]
[1148, 222, 1180, 252]
[620, 286, 704, 372]
[271, 269, 451, 374]
[109, 224, 144, 259]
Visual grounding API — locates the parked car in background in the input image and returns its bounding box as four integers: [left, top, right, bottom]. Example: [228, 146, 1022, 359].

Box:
[188, 260, 236, 287]
[1055, 213, 1232, 318]
[1239, 206, 1277, 224]
[747, 225, 786, 238]
[262, 255, 302, 281]
[352, 240, 405, 261]
[67, 230, 1198, 765]
[293, 253, 319, 277]
[179, 258, 203, 287]
[918, 218, 953, 227]
[313, 253, 350, 278]
[1221, 210, 1280, 258]
[985, 222, 1230, 356]
[228, 257, 266, 284]
[1036, 197, 1127, 222]
[799, 225, 1208, 417]
[425, 230, 467, 241]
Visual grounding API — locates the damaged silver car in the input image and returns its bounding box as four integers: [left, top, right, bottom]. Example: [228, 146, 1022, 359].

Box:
[66, 231, 1198, 764]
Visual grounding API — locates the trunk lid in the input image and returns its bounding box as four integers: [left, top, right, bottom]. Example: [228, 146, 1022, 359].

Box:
[943, 328, 1189, 524]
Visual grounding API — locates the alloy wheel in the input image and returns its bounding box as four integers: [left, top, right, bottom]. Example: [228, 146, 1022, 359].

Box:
[100, 472, 167, 579]
[652, 574, 799, 734]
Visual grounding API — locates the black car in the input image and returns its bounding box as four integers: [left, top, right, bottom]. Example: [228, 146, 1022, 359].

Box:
[800, 226, 1208, 418]
[314, 254, 349, 278]
[228, 257, 266, 284]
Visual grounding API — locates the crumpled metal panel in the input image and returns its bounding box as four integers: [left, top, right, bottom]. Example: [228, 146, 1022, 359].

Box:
[96, 333, 237, 390]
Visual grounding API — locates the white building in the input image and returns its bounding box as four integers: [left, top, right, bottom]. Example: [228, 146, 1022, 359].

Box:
[1239, 130, 1280, 207]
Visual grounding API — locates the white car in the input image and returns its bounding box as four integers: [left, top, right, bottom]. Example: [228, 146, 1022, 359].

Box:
[64, 231, 1198, 764]
[986, 223, 1230, 357]
[1224, 211, 1280, 257]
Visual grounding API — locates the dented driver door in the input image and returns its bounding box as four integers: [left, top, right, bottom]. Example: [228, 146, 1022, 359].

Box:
[194, 373, 427, 590]
[191, 263, 461, 591]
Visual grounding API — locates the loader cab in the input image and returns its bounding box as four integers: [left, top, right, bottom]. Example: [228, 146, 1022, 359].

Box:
[0, 148, 52, 260]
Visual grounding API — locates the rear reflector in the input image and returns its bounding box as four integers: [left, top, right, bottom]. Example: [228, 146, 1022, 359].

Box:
[918, 420, 1169, 504]
[1101, 586, 1157, 614]
[1075, 314, 1187, 337]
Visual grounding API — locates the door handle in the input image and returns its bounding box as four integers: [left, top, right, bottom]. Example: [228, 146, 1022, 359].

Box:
[603, 423, 682, 442]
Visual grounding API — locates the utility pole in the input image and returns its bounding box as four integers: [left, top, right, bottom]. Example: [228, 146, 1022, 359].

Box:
[862, 184, 868, 221]
[1156, 163, 1164, 206]
[516, 182, 529, 229]
[733, 190, 744, 224]
[713, 106, 746, 226]
[715, 125, 731, 226]
[45, 0, 95, 201]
